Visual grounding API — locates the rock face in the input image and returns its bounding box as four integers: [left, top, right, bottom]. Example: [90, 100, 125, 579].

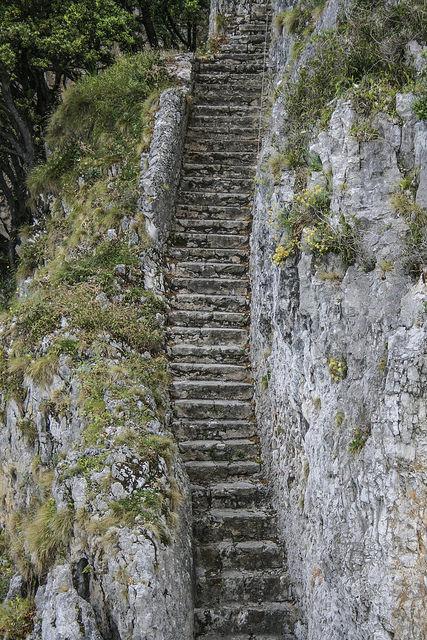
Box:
[0, 62, 194, 640]
[250, 1, 427, 639]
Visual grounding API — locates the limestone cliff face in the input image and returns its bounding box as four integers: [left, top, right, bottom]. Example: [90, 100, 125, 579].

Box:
[250, 1, 427, 639]
[0, 57, 194, 640]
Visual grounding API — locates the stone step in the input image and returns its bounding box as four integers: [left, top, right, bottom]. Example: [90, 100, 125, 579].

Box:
[170, 361, 250, 380]
[169, 293, 248, 313]
[168, 343, 248, 365]
[171, 232, 248, 250]
[169, 246, 248, 264]
[191, 104, 260, 118]
[184, 460, 260, 484]
[198, 540, 284, 573]
[175, 203, 251, 221]
[167, 276, 249, 296]
[195, 603, 295, 636]
[168, 310, 248, 329]
[187, 126, 257, 141]
[168, 262, 248, 280]
[179, 438, 258, 462]
[197, 635, 286, 640]
[192, 88, 261, 106]
[192, 480, 267, 510]
[193, 508, 274, 543]
[183, 162, 255, 178]
[173, 218, 250, 235]
[196, 72, 262, 85]
[174, 399, 253, 421]
[172, 380, 252, 400]
[196, 567, 290, 606]
[167, 326, 248, 346]
[212, 52, 267, 63]
[184, 151, 256, 168]
[180, 175, 254, 192]
[172, 419, 256, 441]
[198, 60, 266, 73]
[186, 138, 259, 152]
[176, 191, 252, 207]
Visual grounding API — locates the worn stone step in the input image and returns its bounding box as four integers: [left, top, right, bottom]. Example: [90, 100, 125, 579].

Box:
[168, 310, 248, 329]
[172, 419, 256, 441]
[192, 88, 261, 106]
[196, 635, 286, 640]
[169, 343, 248, 365]
[185, 460, 260, 483]
[168, 262, 248, 280]
[172, 232, 248, 251]
[192, 480, 267, 510]
[168, 326, 248, 346]
[193, 508, 273, 543]
[187, 126, 258, 140]
[192, 104, 259, 117]
[168, 276, 248, 296]
[173, 218, 250, 235]
[172, 380, 252, 401]
[170, 361, 250, 380]
[169, 293, 248, 313]
[198, 540, 284, 573]
[195, 603, 295, 636]
[177, 191, 252, 207]
[169, 246, 248, 264]
[167, 327, 249, 348]
[196, 72, 262, 85]
[179, 438, 257, 462]
[183, 163, 255, 179]
[181, 175, 254, 192]
[184, 153, 256, 169]
[176, 203, 251, 221]
[196, 568, 290, 606]
[174, 399, 252, 421]
[198, 60, 266, 73]
[186, 138, 259, 153]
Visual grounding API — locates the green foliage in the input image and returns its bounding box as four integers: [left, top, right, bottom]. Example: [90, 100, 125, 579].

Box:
[327, 357, 348, 382]
[25, 499, 73, 575]
[28, 53, 169, 209]
[282, 0, 426, 166]
[0, 1, 135, 75]
[349, 425, 371, 454]
[17, 419, 38, 446]
[0, 532, 14, 601]
[109, 488, 170, 542]
[391, 190, 427, 274]
[0, 597, 35, 640]
[272, 184, 359, 266]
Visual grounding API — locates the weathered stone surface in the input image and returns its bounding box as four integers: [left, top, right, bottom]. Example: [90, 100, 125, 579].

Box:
[250, 3, 427, 639]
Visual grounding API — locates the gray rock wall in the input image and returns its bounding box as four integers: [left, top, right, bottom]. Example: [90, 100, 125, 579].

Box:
[250, 1, 427, 639]
[0, 59, 195, 640]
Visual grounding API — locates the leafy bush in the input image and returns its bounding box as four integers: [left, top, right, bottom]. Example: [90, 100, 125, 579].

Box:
[0, 597, 35, 640]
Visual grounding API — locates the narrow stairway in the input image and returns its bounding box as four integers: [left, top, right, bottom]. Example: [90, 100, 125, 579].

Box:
[166, 3, 297, 638]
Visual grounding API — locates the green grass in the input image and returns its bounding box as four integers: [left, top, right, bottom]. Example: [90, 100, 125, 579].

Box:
[282, 0, 426, 166]
[25, 499, 74, 575]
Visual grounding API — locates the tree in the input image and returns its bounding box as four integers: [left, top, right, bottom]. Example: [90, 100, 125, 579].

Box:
[0, 0, 208, 273]
[0, 0, 137, 267]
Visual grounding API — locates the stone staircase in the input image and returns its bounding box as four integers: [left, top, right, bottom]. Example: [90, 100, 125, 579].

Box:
[166, 3, 297, 638]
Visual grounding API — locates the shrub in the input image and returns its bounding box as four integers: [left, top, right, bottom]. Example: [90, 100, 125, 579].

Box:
[349, 425, 371, 454]
[0, 597, 35, 640]
[327, 357, 348, 382]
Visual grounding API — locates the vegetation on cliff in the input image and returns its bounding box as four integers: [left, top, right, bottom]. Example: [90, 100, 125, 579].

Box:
[0, 52, 179, 622]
